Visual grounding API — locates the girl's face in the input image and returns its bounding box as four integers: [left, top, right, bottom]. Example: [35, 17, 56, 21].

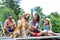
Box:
[19, 16, 22, 20]
[45, 20, 49, 25]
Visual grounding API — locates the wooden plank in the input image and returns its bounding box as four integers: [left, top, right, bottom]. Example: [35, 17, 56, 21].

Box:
[0, 37, 14, 40]
[0, 36, 60, 40]
[15, 36, 60, 40]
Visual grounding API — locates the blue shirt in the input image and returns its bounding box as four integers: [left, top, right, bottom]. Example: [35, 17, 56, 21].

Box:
[45, 25, 50, 31]
[30, 20, 41, 31]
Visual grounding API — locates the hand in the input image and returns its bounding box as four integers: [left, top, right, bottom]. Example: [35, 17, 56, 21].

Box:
[8, 24, 13, 27]
[33, 26, 37, 29]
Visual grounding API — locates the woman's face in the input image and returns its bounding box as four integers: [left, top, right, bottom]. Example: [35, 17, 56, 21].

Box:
[33, 15, 37, 21]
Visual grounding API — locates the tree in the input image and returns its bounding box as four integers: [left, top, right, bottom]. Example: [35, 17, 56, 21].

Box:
[34, 6, 46, 19]
[34, 6, 42, 13]
[50, 12, 60, 33]
[2, 0, 23, 15]
[50, 12, 59, 18]
[0, 7, 17, 21]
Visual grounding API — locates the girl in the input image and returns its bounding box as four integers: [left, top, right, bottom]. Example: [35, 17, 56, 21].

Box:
[17, 15, 23, 27]
[44, 18, 57, 36]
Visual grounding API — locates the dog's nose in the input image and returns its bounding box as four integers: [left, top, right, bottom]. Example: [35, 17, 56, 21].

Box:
[28, 16, 30, 19]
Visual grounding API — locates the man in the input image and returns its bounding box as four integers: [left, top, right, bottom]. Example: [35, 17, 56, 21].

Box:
[4, 14, 16, 34]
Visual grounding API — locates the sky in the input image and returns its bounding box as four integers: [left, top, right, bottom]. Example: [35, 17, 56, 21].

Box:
[20, 0, 60, 15]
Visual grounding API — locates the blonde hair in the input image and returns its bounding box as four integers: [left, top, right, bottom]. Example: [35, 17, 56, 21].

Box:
[45, 18, 51, 25]
[18, 15, 22, 20]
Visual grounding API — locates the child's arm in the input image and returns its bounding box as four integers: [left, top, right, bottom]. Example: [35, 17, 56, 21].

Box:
[44, 23, 45, 30]
[50, 24, 52, 31]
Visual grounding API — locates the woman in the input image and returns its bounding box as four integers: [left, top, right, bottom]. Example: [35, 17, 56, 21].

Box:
[44, 18, 57, 36]
[29, 14, 45, 36]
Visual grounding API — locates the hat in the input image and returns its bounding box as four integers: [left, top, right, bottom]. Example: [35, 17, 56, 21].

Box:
[45, 18, 50, 22]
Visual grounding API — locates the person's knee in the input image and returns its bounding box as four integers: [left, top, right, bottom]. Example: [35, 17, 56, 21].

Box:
[4, 27, 7, 30]
[48, 31, 53, 34]
[12, 26, 16, 31]
[44, 30, 47, 32]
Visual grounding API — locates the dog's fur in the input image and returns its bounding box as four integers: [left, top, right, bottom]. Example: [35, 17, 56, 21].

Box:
[10, 13, 30, 38]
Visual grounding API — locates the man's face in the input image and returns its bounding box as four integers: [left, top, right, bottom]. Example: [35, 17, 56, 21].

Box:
[8, 16, 12, 20]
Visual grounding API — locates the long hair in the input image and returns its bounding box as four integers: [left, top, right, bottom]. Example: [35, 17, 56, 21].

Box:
[34, 14, 40, 23]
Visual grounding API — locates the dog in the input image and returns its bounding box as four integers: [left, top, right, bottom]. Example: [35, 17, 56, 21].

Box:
[10, 13, 30, 38]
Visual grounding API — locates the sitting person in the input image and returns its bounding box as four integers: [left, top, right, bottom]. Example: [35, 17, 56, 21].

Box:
[17, 15, 23, 27]
[29, 14, 46, 36]
[4, 14, 16, 34]
[43, 18, 57, 36]
[10, 13, 30, 38]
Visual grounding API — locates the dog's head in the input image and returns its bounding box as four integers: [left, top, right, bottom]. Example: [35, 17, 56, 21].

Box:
[23, 13, 30, 20]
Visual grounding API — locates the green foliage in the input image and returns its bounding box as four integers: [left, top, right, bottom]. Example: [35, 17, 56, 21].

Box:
[0, 7, 17, 21]
[34, 6, 42, 13]
[0, 0, 24, 22]
[2, 0, 22, 15]
[50, 12, 60, 33]
[50, 12, 59, 18]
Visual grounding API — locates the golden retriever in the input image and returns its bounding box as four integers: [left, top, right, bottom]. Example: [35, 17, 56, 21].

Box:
[10, 13, 30, 38]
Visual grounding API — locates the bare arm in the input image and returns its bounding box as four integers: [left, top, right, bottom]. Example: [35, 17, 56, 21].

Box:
[4, 19, 8, 28]
[17, 21, 21, 27]
[50, 24, 52, 31]
[13, 19, 16, 27]
[14, 21, 22, 32]
[44, 23, 45, 30]
[33, 26, 37, 29]
[32, 23, 39, 29]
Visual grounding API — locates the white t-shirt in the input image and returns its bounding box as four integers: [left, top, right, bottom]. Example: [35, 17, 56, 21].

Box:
[17, 20, 21, 24]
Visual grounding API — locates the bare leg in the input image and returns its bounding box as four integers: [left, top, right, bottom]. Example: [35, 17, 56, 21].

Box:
[10, 32, 18, 38]
[13, 26, 16, 31]
[4, 27, 10, 33]
[29, 28, 35, 36]
[48, 31, 57, 36]
[37, 30, 47, 36]
[29, 30, 35, 35]
[13, 35, 17, 38]
[47, 33, 53, 36]
[10, 30, 20, 38]
[10, 35, 13, 38]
